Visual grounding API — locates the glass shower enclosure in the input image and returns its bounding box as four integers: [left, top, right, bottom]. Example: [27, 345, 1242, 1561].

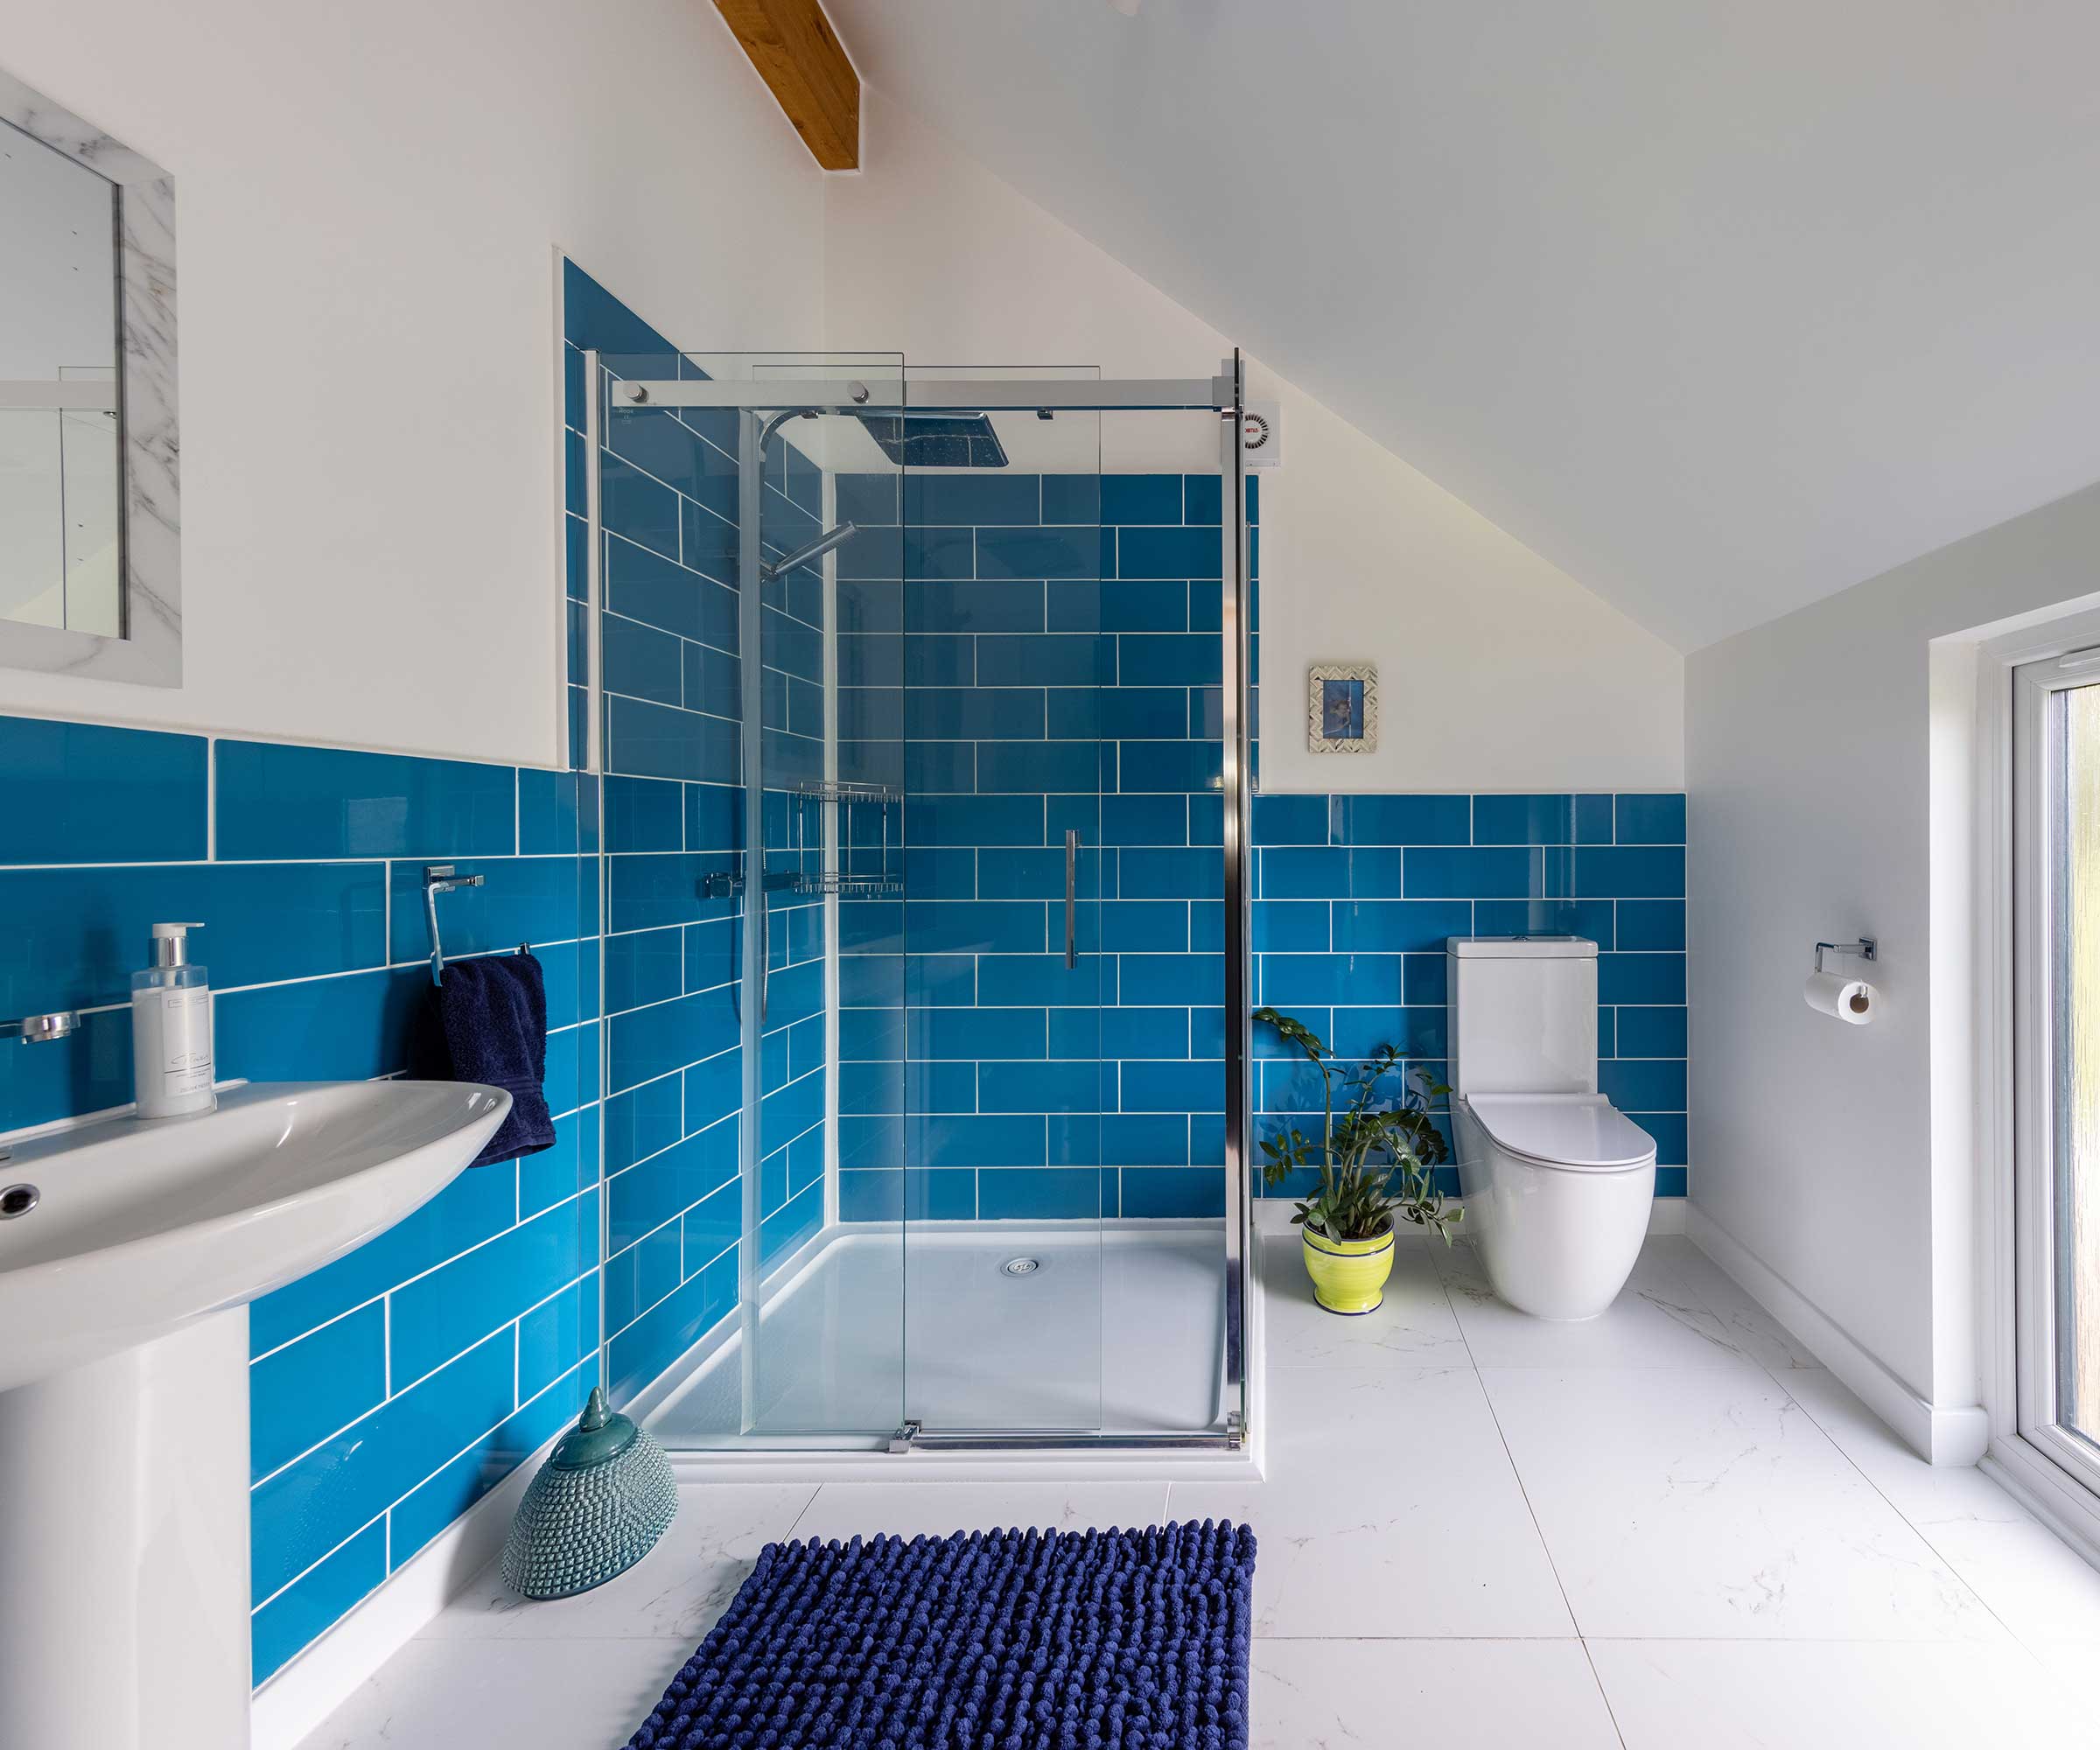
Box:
[582, 352, 1251, 1452]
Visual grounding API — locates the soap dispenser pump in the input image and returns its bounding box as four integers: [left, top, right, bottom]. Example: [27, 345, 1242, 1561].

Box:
[131, 921, 215, 1119]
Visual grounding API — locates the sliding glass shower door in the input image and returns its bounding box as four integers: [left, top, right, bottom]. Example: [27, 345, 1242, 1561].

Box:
[895, 381, 1110, 1436]
[591, 353, 909, 1446]
[742, 375, 913, 1438]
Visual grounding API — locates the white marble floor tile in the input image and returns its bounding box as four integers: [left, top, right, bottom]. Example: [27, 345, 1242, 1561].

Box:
[1588, 1637, 2083, 1749]
[1172, 1364, 1574, 1639]
[1774, 1368, 2100, 1648]
[1262, 1231, 1472, 1368]
[1774, 1367, 2027, 1524]
[1433, 1236, 1780, 1371]
[1481, 1366, 2006, 1641]
[296, 1636, 692, 1750]
[1653, 1238, 1823, 1371]
[1251, 1638, 1621, 1750]
[1926, 1509, 2100, 1649]
[790, 1480, 1172, 1544]
[2028, 1634, 2100, 1691]
[420, 1483, 816, 1644]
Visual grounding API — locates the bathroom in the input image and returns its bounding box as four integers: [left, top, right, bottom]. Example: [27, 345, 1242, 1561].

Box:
[1, 4, 2097, 1746]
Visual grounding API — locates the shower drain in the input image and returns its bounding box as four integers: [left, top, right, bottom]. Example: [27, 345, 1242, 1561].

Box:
[1001, 1256, 1041, 1278]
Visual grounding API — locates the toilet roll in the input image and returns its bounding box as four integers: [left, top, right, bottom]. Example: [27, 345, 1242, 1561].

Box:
[1804, 970, 1877, 1025]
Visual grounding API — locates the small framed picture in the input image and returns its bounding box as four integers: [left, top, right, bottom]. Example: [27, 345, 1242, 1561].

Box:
[1307, 663, 1377, 753]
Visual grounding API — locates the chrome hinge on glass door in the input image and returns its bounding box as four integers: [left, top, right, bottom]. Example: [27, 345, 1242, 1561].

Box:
[887, 1419, 922, 1454]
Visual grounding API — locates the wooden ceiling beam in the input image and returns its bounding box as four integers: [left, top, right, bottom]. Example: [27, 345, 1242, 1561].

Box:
[714, 0, 860, 171]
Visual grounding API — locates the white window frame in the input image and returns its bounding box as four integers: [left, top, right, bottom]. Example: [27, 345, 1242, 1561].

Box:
[2010, 640, 2100, 1500]
[1979, 602, 2100, 1558]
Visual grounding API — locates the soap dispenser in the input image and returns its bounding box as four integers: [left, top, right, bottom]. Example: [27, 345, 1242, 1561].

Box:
[131, 921, 215, 1118]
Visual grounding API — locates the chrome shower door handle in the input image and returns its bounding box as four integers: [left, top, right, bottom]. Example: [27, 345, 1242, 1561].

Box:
[758, 876, 770, 1027]
[1065, 830, 1079, 970]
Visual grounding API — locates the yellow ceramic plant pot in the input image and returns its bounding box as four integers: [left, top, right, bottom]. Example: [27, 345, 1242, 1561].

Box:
[1301, 1223, 1396, 1315]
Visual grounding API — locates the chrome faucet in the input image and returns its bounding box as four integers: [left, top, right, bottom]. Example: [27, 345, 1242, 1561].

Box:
[0, 1012, 79, 1169]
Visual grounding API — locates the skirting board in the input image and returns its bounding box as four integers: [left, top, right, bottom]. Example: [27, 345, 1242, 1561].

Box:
[1686, 1204, 1988, 1466]
[248, 1422, 556, 1750]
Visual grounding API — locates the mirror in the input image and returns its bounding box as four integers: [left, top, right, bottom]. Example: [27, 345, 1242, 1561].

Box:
[0, 69, 179, 685]
[0, 118, 121, 636]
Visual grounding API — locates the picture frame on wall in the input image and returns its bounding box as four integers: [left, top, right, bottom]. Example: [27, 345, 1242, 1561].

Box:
[1307, 663, 1378, 753]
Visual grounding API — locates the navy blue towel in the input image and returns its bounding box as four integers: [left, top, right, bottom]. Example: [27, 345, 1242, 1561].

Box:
[410, 953, 555, 1167]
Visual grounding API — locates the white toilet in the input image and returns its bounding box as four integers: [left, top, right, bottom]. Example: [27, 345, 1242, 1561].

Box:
[1446, 935, 1657, 1320]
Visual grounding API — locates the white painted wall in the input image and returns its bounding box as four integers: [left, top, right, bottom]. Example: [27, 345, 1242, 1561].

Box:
[827, 2, 2100, 654]
[1689, 479, 2100, 1429]
[824, 94, 1684, 794]
[0, 0, 827, 767]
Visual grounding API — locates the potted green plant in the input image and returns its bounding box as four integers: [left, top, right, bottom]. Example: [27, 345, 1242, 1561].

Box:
[1254, 1005, 1460, 1314]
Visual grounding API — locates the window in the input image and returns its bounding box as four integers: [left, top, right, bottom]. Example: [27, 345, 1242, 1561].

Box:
[2013, 646, 2100, 1499]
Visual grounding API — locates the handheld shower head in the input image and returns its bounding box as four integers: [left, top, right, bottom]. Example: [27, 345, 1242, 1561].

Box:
[761, 521, 860, 581]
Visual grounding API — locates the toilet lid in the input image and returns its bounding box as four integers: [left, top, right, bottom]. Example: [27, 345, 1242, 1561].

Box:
[1462, 1094, 1657, 1172]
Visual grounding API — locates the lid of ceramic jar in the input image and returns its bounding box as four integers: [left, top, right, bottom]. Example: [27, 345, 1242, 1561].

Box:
[548, 1388, 640, 1470]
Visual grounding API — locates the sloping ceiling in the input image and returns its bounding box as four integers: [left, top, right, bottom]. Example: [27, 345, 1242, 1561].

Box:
[826, 1, 2100, 650]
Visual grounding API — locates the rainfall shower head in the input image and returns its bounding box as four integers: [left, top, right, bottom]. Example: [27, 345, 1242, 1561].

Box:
[761, 521, 860, 581]
[760, 403, 1009, 471]
[853, 412, 1010, 469]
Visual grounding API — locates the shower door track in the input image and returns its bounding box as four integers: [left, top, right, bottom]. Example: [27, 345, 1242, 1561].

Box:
[892, 1419, 1248, 1455]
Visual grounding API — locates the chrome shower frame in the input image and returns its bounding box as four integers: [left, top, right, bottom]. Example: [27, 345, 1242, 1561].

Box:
[591, 358, 1256, 1457]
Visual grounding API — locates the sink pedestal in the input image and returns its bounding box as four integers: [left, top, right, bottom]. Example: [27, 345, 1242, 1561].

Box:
[0, 1308, 251, 1750]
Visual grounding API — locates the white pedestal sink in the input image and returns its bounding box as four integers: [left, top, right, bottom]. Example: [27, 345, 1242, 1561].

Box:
[0, 1081, 508, 1750]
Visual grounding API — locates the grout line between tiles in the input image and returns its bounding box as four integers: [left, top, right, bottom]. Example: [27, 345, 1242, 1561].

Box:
[1751, 1354, 2034, 1657]
[1438, 1248, 1630, 1750]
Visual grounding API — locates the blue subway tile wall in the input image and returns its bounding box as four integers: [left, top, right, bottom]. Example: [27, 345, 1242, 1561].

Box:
[0, 715, 210, 863]
[0, 715, 600, 1684]
[1250, 791, 1689, 1200]
[836, 472, 1228, 1223]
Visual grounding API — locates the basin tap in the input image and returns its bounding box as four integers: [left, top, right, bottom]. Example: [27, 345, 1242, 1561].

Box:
[0, 1012, 75, 1167]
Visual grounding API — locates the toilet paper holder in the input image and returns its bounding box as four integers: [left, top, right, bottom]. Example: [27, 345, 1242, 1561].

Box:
[1814, 937, 1877, 974]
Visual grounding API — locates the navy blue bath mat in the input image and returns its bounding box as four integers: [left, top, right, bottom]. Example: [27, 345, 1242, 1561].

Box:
[626, 1518, 1256, 1749]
